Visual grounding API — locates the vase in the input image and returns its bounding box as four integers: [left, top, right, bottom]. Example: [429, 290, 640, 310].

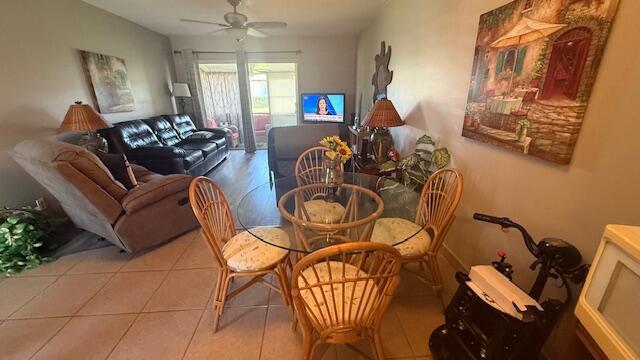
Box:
[323, 156, 344, 188]
[369, 128, 393, 163]
[516, 127, 528, 142]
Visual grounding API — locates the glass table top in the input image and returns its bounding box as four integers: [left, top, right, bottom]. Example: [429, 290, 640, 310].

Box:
[236, 173, 423, 253]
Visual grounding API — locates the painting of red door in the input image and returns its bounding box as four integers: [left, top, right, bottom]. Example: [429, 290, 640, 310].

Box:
[540, 27, 592, 101]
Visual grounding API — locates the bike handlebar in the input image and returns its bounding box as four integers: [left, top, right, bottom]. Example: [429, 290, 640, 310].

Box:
[473, 213, 539, 256]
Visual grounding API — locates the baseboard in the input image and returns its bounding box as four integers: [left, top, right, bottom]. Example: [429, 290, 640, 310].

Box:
[441, 244, 469, 273]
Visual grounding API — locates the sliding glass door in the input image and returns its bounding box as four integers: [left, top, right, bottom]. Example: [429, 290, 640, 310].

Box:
[198, 60, 298, 150]
[248, 63, 298, 149]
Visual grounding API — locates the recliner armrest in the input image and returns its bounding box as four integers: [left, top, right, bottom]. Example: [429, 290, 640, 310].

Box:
[127, 146, 186, 158]
[121, 174, 192, 214]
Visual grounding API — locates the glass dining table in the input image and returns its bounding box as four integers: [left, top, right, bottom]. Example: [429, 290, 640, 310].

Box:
[236, 173, 424, 254]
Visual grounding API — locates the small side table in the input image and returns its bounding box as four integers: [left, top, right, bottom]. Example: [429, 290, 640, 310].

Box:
[353, 156, 402, 182]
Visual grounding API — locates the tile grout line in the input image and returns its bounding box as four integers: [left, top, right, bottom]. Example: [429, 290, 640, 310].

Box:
[179, 308, 207, 360]
[257, 303, 271, 360]
[103, 266, 174, 360]
[5, 273, 63, 320]
[390, 302, 422, 358]
[27, 316, 74, 360]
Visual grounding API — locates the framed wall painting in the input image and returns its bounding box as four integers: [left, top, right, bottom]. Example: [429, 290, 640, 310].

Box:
[462, 0, 619, 164]
[80, 50, 135, 113]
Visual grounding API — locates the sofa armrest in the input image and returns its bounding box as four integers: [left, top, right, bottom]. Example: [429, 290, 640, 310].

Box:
[127, 146, 186, 158]
[201, 128, 231, 138]
[121, 174, 192, 214]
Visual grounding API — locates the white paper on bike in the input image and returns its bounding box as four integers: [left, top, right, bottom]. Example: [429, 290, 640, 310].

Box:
[467, 265, 543, 321]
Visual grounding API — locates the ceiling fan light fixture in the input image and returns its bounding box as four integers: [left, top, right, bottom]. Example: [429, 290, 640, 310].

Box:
[225, 27, 248, 41]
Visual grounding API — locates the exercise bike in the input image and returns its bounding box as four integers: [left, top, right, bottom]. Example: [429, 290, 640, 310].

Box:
[429, 213, 590, 360]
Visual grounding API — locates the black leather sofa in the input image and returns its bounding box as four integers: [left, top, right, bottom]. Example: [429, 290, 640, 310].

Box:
[101, 114, 230, 176]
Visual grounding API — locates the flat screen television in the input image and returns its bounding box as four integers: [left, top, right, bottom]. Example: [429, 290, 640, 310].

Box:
[301, 93, 345, 123]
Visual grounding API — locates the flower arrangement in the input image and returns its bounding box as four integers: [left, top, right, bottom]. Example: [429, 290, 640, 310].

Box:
[319, 136, 352, 163]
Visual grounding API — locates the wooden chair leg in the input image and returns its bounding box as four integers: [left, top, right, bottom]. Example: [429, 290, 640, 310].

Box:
[275, 262, 291, 306]
[212, 270, 228, 332]
[213, 270, 232, 332]
[302, 329, 314, 360]
[372, 328, 385, 360]
[426, 257, 445, 307]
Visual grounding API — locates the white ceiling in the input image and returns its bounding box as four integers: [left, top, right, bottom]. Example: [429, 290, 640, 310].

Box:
[83, 0, 389, 37]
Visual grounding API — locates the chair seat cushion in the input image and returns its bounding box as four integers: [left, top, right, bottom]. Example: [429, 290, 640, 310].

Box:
[304, 200, 345, 224]
[371, 218, 432, 257]
[298, 261, 379, 323]
[222, 227, 290, 272]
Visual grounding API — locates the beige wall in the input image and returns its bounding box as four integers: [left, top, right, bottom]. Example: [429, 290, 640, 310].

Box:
[0, 0, 175, 208]
[170, 35, 357, 121]
[356, 0, 639, 358]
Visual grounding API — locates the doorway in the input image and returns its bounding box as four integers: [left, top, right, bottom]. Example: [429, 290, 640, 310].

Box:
[540, 27, 592, 101]
[248, 63, 298, 149]
[199, 63, 243, 149]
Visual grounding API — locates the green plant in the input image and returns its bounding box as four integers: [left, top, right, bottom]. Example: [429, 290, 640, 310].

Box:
[0, 208, 55, 275]
[532, 40, 549, 80]
[380, 135, 451, 192]
[516, 119, 531, 138]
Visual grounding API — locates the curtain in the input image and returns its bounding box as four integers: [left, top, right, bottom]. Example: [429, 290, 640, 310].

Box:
[236, 51, 256, 153]
[199, 70, 244, 145]
[175, 50, 206, 128]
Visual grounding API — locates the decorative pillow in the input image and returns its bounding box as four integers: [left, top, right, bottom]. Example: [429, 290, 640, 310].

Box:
[208, 117, 218, 128]
[189, 131, 214, 141]
[96, 151, 138, 190]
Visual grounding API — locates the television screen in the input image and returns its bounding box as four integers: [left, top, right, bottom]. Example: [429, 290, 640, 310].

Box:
[301, 93, 345, 123]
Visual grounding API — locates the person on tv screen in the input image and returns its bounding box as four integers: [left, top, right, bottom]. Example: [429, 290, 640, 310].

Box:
[316, 96, 335, 116]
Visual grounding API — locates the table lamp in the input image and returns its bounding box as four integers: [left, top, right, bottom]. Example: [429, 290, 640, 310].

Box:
[59, 101, 110, 153]
[363, 98, 404, 163]
[172, 83, 192, 114]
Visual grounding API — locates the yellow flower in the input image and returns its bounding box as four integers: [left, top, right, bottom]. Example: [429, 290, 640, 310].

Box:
[325, 150, 338, 160]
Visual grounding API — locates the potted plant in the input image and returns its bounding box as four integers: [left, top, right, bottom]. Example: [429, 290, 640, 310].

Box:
[516, 119, 531, 142]
[379, 134, 451, 192]
[0, 207, 55, 275]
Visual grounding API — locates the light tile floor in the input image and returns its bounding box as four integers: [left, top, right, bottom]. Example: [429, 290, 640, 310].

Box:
[0, 229, 459, 360]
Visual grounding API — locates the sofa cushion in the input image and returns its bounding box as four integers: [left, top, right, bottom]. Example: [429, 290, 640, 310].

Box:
[144, 117, 182, 146]
[113, 120, 163, 150]
[181, 142, 218, 158]
[96, 151, 138, 190]
[183, 149, 204, 168]
[163, 114, 197, 139]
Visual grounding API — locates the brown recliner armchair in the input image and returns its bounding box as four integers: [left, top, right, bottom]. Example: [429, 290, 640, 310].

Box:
[11, 139, 199, 252]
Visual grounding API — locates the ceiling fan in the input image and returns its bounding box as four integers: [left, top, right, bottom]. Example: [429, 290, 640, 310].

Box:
[181, 0, 287, 41]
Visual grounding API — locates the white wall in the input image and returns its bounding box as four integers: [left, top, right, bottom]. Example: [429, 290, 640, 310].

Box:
[170, 35, 357, 122]
[356, 0, 639, 357]
[0, 0, 176, 208]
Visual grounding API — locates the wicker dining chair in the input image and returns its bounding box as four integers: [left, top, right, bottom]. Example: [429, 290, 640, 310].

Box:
[371, 168, 463, 305]
[295, 146, 345, 224]
[291, 242, 402, 360]
[189, 177, 292, 332]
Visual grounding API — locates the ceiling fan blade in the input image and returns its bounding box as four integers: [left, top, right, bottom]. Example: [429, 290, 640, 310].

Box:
[208, 28, 228, 35]
[247, 28, 268, 38]
[181, 19, 230, 27]
[246, 21, 287, 29]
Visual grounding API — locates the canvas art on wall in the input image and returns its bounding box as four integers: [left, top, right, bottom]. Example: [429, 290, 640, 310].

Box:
[462, 0, 619, 164]
[80, 50, 135, 113]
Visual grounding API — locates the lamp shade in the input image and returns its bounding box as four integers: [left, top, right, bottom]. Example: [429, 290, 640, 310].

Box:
[59, 101, 110, 132]
[172, 83, 192, 97]
[363, 99, 404, 128]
